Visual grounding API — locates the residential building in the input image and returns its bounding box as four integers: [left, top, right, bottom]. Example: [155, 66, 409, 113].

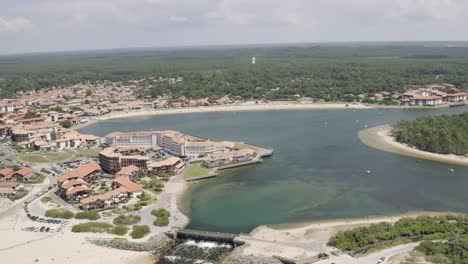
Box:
[80, 177, 142, 210]
[150, 157, 185, 174]
[57, 163, 102, 200]
[99, 147, 150, 173]
[0, 182, 22, 198]
[203, 148, 257, 168]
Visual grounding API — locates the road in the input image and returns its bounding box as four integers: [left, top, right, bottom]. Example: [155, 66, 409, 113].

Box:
[316, 243, 419, 264]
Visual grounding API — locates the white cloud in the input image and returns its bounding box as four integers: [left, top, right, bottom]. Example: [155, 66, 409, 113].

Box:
[0, 17, 33, 32]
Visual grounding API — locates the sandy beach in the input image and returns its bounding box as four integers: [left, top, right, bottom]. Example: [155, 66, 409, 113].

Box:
[358, 125, 468, 167]
[238, 211, 462, 263]
[72, 102, 372, 131]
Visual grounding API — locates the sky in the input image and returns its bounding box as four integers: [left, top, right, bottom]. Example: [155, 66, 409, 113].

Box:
[1, 0, 468, 54]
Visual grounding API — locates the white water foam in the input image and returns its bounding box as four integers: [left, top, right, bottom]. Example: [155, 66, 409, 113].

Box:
[182, 240, 233, 249]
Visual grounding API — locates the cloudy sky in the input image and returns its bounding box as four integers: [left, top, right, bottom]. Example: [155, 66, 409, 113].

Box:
[1, 0, 467, 54]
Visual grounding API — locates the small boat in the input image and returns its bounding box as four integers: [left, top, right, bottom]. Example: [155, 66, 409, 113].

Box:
[449, 169, 455, 172]
[366, 170, 371, 174]
[449, 102, 466, 107]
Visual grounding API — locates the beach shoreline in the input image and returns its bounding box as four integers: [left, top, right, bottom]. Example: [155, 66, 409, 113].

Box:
[73, 101, 452, 131]
[358, 125, 468, 167]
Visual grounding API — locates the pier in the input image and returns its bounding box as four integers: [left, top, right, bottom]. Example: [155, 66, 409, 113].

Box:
[166, 229, 245, 246]
[216, 159, 262, 170]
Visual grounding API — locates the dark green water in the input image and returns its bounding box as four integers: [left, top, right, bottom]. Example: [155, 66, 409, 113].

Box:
[81, 107, 468, 233]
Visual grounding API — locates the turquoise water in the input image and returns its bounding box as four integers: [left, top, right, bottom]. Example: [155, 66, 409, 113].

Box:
[81, 107, 468, 233]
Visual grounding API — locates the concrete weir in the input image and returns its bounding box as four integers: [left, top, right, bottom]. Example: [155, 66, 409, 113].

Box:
[165, 229, 245, 246]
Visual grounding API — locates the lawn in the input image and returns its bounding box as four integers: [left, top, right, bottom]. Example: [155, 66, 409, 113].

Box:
[14, 148, 100, 165]
[234, 142, 252, 150]
[12, 189, 28, 200]
[184, 164, 211, 178]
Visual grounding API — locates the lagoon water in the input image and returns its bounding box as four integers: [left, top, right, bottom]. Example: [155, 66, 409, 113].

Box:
[81, 106, 468, 233]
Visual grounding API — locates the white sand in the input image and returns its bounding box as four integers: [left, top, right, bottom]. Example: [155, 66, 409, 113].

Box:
[240, 211, 460, 261]
[0, 212, 153, 264]
[78, 102, 371, 125]
[0, 198, 13, 210]
[359, 125, 468, 167]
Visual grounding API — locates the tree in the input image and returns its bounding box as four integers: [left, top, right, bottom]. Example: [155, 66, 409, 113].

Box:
[85, 90, 93, 97]
[24, 110, 38, 119]
[59, 120, 72, 128]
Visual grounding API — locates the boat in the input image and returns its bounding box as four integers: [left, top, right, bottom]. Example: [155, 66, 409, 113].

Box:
[449, 102, 466, 107]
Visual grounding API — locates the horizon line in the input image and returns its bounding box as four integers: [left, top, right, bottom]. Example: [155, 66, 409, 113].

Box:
[2, 40, 468, 57]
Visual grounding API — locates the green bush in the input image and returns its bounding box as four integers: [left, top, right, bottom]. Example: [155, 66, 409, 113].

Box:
[71, 222, 113, 233]
[113, 214, 141, 225]
[45, 209, 75, 219]
[154, 217, 169, 227]
[40, 196, 52, 203]
[151, 208, 170, 218]
[137, 192, 151, 201]
[75, 211, 101, 220]
[327, 216, 464, 254]
[152, 209, 170, 227]
[130, 225, 150, 239]
[110, 225, 129, 236]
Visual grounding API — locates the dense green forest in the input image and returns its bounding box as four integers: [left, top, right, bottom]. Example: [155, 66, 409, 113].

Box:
[417, 239, 468, 264]
[392, 112, 468, 155]
[2, 44, 468, 100]
[327, 215, 468, 255]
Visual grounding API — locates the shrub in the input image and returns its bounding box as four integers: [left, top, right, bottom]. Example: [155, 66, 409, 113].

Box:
[110, 225, 129, 236]
[75, 211, 101, 220]
[130, 225, 150, 239]
[45, 209, 74, 219]
[113, 214, 141, 225]
[151, 208, 170, 218]
[137, 192, 150, 201]
[152, 209, 170, 227]
[40, 196, 52, 203]
[71, 222, 113, 233]
[154, 217, 169, 227]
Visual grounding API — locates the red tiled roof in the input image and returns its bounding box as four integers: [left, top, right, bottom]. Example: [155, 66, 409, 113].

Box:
[80, 186, 127, 205]
[0, 182, 19, 188]
[116, 165, 139, 177]
[446, 92, 467, 97]
[0, 188, 14, 194]
[61, 179, 87, 190]
[112, 177, 143, 193]
[14, 167, 35, 179]
[66, 185, 91, 195]
[58, 163, 101, 183]
[0, 168, 14, 178]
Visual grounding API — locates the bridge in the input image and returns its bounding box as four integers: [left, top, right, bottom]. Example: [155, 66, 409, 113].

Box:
[165, 229, 245, 246]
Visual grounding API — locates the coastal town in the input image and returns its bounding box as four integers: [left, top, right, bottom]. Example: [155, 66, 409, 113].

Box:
[0, 85, 276, 263]
[0, 80, 467, 263]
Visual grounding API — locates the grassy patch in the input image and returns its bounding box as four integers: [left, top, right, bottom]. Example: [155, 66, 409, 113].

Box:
[109, 225, 129, 236]
[113, 214, 141, 225]
[28, 175, 45, 184]
[11, 189, 28, 200]
[40, 196, 52, 203]
[184, 164, 211, 178]
[75, 211, 101, 220]
[71, 222, 113, 233]
[75, 148, 100, 159]
[152, 209, 170, 227]
[45, 209, 75, 219]
[14, 154, 49, 164]
[130, 225, 150, 239]
[235, 142, 252, 150]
